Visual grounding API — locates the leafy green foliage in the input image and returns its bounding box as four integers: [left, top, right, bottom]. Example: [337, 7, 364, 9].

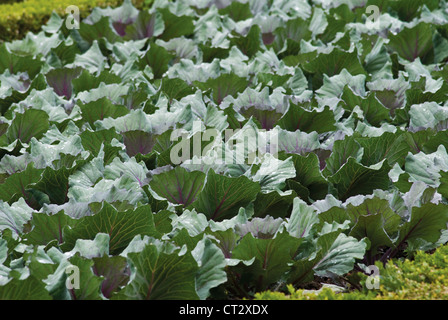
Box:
[0, 0, 448, 301]
[255, 244, 448, 300]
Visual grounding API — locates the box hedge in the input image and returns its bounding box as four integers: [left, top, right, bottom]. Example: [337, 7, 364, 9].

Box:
[0, 0, 24, 4]
[0, 0, 150, 41]
[254, 245, 448, 300]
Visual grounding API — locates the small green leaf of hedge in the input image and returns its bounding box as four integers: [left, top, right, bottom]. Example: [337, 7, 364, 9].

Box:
[0, 0, 150, 42]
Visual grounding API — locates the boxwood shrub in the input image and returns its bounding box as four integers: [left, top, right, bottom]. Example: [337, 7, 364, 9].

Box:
[0, 0, 24, 4]
[0, 0, 150, 41]
[254, 245, 448, 300]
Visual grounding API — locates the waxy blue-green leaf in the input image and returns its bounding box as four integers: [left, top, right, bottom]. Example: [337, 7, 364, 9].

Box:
[387, 22, 434, 63]
[286, 198, 319, 239]
[158, 7, 195, 41]
[78, 98, 130, 128]
[70, 41, 108, 74]
[45, 67, 82, 100]
[327, 158, 391, 201]
[251, 155, 296, 192]
[0, 198, 34, 236]
[253, 189, 296, 218]
[355, 131, 410, 167]
[31, 156, 89, 205]
[302, 47, 367, 88]
[0, 276, 52, 300]
[24, 210, 76, 246]
[6, 109, 49, 144]
[62, 202, 159, 255]
[92, 254, 129, 299]
[124, 10, 164, 41]
[192, 169, 260, 221]
[67, 253, 104, 300]
[396, 203, 448, 247]
[72, 69, 122, 94]
[150, 166, 206, 207]
[289, 231, 367, 284]
[138, 42, 175, 79]
[0, 43, 44, 79]
[194, 73, 249, 105]
[323, 135, 363, 177]
[0, 163, 44, 203]
[284, 152, 329, 202]
[278, 103, 337, 134]
[232, 231, 301, 291]
[80, 128, 122, 158]
[119, 241, 199, 300]
[235, 216, 284, 239]
[78, 17, 122, 44]
[191, 237, 227, 300]
[405, 145, 448, 187]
